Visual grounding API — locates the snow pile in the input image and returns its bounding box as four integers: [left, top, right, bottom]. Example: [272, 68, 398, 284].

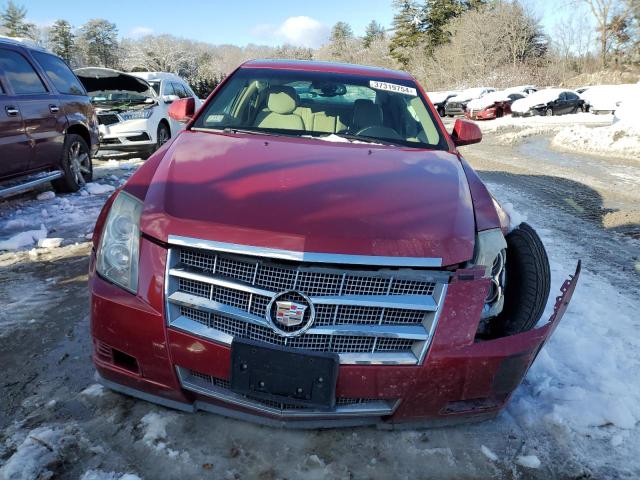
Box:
[37, 237, 62, 248]
[80, 470, 142, 480]
[36, 191, 55, 201]
[510, 88, 578, 114]
[138, 411, 187, 460]
[0, 224, 47, 251]
[427, 90, 458, 104]
[516, 455, 541, 469]
[552, 118, 640, 159]
[80, 383, 105, 397]
[84, 183, 116, 195]
[479, 112, 611, 135]
[0, 427, 67, 480]
[480, 445, 498, 462]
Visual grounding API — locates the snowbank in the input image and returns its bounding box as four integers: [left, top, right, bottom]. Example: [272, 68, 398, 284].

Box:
[0, 224, 47, 251]
[552, 120, 640, 159]
[580, 84, 640, 112]
[478, 112, 611, 135]
[447, 87, 494, 103]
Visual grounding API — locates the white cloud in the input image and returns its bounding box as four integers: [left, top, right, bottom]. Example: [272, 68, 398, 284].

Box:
[252, 16, 329, 48]
[128, 26, 154, 38]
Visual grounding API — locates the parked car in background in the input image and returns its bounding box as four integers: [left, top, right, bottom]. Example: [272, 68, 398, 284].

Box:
[465, 90, 526, 120]
[0, 37, 99, 197]
[75, 68, 201, 156]
[511, 89, 584, 117]
[89, 59, 580, 428]
[427, 90, 459, 117]
[444, 87, 495, 117]
[579, 84, 640, 115]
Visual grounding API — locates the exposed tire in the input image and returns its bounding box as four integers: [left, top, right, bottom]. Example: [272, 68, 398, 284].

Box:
[156, 122, 171, 150]
[545, 107, 553, 116]
[491, 223, 551, 337]
[52, 134, 93, 193]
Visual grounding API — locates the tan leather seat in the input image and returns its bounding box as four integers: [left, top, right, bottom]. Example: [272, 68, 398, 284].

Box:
[254, 86, 304, 130]
[350, 99, 383, 132]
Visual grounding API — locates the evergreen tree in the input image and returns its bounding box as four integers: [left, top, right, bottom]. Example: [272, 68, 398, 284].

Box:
[0, 0, 35, 39]
[329, 21, 354, 60]
[389, 0, 425, 68]
[79, 19, 119, 68]
[49, 20, 74, 62]
[422, 0, 485, 54]
[363, 20, 385, 48]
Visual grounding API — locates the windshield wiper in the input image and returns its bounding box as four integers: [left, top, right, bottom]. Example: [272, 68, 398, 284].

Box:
[326, 133, 400, 146]
[221, 127, 275, 136]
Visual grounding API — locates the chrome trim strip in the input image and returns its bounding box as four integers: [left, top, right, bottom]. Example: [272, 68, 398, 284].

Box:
[168, 235, 443, 267]
[168, 292, 271, 328]
[309, 294, 438, 311]
[305, 324, 428, 340]
[170, 268, 275, 298]
[415, 283, 448, 365]
[176, 367, 398, 417]
[168, 316, 420, 365]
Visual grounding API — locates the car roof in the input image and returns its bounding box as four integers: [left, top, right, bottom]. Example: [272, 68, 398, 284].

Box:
[0, 35, 51, 53]
[241, 59, 414, 80]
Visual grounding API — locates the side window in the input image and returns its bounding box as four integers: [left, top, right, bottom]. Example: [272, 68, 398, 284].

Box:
[559, 93, 567, 101]
[172, 82, 189, 98]
[31, 51, 84, 95]
[565, 92, 578, 100]
[0, 49, 47, 94]
[163, 82, 175, 96]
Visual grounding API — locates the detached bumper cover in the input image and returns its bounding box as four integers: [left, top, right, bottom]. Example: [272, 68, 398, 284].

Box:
[89, 239, 581, 427]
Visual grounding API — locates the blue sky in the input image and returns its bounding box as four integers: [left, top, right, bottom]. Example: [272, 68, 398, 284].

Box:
[22, 0, 575, 48]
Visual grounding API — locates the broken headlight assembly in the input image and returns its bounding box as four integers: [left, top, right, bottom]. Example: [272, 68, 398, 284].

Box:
[471, 228, 508, 319]
[96, 191, 143, 293]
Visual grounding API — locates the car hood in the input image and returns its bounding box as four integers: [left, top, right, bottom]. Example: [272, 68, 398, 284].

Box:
[137, 131, 476, 266]
[75, 67, 154, 95]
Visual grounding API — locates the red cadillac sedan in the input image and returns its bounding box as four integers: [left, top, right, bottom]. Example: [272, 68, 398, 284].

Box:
[89, 60, 580, 428]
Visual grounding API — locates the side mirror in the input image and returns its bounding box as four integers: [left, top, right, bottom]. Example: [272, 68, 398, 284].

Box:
[162, 94, 179, 104]
[451, 118, 482, 147]
[168, 97, 195, 123]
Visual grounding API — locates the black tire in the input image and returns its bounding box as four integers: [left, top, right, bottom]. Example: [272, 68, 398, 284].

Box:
[492, 223, 551, 337]
[52, 134, 93, 193]
[438, 107, 445, 117]
[156, 122, 171, 150]
[545, 107, 553, 117]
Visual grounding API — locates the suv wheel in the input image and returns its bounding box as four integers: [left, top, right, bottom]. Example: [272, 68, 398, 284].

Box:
[157, 122, 170, 149]
[545, 107, 554, 116]
[52, 134, 93, 193]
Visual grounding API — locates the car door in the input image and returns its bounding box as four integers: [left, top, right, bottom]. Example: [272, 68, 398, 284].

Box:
[564, 92, 580, 112]
[0, 47, 66, 172]
[0, 67, 30, 178]
[556, 93, 570, 114]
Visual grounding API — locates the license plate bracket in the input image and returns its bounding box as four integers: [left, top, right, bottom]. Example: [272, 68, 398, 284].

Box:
[230, 338, 339, 409]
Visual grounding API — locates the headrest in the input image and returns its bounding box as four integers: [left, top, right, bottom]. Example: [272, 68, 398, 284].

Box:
[351, 99, 383, 130]
[267, 86, 299, 114]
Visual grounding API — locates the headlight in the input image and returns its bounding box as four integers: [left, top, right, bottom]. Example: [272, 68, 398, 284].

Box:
[120, 108, 154, 121]
[96, 191, 143, 293]
[472, 229, 507, 278]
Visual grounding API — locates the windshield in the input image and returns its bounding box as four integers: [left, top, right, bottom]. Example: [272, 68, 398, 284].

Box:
[193, 68, 446, 149]
[148, 80, 161, 95]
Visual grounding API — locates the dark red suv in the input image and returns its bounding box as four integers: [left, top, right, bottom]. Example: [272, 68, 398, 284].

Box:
[0, 38, 99, 197]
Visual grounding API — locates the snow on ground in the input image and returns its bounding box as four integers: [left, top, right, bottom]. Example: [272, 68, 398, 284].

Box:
[139, 411, 188, 460]
[81, 383, 105, 397]
[477, 112, 612, 135]
[80, 471, 142, 480]
[553, 120, 640, 159]
[0, 426, 68, 480]
[488, 181, 640, 471]
[0, 224, 47, 251]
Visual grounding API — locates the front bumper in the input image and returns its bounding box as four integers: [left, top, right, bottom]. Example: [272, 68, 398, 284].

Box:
[89, 238, 580, 428]
[98, 120, 155, 152]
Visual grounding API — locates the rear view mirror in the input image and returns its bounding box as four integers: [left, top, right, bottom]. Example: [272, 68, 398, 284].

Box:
[451, 118, 482, 147]
[162, 94, 179, 104]
[168, 97, 195, 123]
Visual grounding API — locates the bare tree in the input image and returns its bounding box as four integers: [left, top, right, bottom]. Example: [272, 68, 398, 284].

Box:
[578, 0, 630, 66]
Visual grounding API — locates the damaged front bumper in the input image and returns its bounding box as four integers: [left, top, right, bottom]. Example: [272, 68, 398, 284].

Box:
[89, 239, 581, 428]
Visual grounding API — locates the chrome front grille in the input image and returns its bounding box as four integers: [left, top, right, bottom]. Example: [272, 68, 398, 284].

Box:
[166, 239, 448, 365]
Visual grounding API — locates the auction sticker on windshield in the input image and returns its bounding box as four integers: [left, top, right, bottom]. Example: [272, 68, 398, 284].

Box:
[370, 80, 417, 96]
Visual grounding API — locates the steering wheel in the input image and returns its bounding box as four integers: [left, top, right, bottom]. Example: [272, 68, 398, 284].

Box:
[355, 126, 404, 141]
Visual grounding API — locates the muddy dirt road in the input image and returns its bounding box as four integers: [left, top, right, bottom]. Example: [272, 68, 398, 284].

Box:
[1, 139, 638, 479]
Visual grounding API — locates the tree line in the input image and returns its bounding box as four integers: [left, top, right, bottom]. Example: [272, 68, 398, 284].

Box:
[1, 0, 638, 96]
